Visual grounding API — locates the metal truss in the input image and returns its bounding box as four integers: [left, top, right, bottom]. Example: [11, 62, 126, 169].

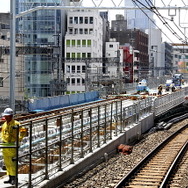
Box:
[16, 0, 188, 18]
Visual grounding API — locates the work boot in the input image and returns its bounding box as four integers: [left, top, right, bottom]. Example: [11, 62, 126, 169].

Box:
[11, 176, 16, 185]
[4, 175, 12, 184]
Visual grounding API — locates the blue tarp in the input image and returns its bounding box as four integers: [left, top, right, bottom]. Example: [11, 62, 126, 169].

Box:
[28, 91, 100, 112]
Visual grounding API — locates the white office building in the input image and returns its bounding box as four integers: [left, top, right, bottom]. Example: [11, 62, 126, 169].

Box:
[105, 40, 123, 78]
[64, 9, 103, 93]
[148, 28, 163, 77]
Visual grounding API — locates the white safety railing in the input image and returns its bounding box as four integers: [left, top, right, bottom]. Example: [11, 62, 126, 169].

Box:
[154, 89, 185, 117]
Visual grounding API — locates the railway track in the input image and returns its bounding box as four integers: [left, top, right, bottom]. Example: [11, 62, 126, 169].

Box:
[168, 144, 188, 186]
[114, 124, 188, 188]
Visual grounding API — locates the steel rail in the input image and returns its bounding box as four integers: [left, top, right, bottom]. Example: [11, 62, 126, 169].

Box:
[115, 123, 188, 188]
[159, 140, 188, 187]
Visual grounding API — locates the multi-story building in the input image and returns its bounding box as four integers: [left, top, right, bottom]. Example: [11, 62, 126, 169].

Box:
[171, 43, 188, 79]
[105, 40, 123, 77]
[17, 0, 65, 98]
[120, 45, 140, 83]
[110, 17, 149, 81]
[171, 49, 182, 75]
[161, 42, 173, 76]
[0, 39, 25, 100]
[64, 9, 103, 94]
[148, 28, 163, 77]
[0, 13, 25, 102]
[100, 11, 110, 74]
[124, 0, 155, 31]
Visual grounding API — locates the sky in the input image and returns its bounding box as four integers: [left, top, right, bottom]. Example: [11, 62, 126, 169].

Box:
[0, 0, 10, 13]
[0, 0, 187, 44]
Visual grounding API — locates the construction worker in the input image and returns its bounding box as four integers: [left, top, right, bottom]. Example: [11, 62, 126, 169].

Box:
[158, 85, 163, 95]
[1, 108, 26, 185]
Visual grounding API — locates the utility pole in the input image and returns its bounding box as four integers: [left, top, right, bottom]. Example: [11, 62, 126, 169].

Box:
[116, 50, 121, 94]
[85, 59, 89, 92]
[10, 0, 16, 111]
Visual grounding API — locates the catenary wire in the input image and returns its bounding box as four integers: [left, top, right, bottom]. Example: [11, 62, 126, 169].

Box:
[132, 0, 188, 44]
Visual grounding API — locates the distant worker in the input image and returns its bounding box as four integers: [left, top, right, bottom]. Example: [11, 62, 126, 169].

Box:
[158, 85, 163, 95]
[182, 79, 185, 85]
[171, 85, 175, 92]
[1, 108, 27, 185]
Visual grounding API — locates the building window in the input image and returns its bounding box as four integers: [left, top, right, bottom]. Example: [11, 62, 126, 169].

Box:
[85, 17, 88, 24]
[82, 65, 86, 73]
[69, 17, 73, 24]
[84, 29, 88, 34]
[0, 77, 3, 87]
[66, 65, 70, 73]
[89, 17, 93, 24]
[82, 78, 85, 85]
[77, 78, 80, 85]
[82, 53, 86, 58]
[79, 28, 83, 34]
[69, 28, 73, 34]
[82, 40, 86, 47]
[77, 53, 81, 58]
[87, 40, 91, 47]
[72, 78, 75, 85]
[77, 65, 80, 73]
[89, 29, 93, 34]
[74, 28, 78, 34]
[66, 53, 70, 58]
[87, 53, 91, 58]
[66, 40, 70, 46]
[72, 65, 75, 73]
[74, 17, 78, 24]
[77, 40, 81, 47]
[72, 53, 76, 58]
[79, 17, 83, 24]
[66, 78, 70, 85]
[72, 40, 76, 46]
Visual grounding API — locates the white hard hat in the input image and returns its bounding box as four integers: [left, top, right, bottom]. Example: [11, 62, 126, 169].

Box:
[2, 108, 14, 116]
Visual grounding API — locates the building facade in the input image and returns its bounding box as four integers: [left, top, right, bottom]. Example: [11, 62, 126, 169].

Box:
[64, 9, 103, 93]
[124, 0, 155, 31]
[110, 24, 149, 81]
[17, 0, 64, 98]
[148, 28, 164, 77]
[0, 13, 25, 102]
[161, 42, 173, 76]
[171, 43, 188, 79]
[0, 39, 25, 100]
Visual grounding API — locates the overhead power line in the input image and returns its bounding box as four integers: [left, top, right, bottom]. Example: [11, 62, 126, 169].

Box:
[132, 0, 188, 44]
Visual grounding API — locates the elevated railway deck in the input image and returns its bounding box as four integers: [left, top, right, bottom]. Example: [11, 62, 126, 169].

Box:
[0, 86, 187, 188]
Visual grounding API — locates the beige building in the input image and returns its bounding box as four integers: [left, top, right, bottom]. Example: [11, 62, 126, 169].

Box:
[0, 38, 25, 100]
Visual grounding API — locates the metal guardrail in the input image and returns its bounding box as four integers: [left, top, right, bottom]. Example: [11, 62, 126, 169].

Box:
[3, 97, 152, 187]
[154, 89, 185, 117]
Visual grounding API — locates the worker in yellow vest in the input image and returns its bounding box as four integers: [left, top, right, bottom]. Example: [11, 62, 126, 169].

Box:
[1, 108, 27, 185]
